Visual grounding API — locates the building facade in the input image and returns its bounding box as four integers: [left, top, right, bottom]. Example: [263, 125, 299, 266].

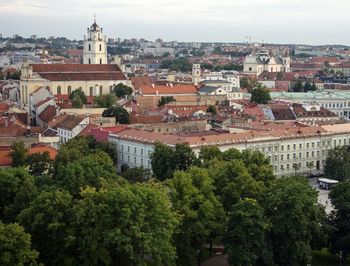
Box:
[109, 124, 350, 176]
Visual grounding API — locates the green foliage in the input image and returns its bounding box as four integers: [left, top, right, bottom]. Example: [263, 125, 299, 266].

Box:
[265, 176, 325, 266]
[160, 58, 192, 72]
[150, 142, 197, 180]
[69, 88, 87, 108]
[55, 150, 120, 196]
[113, 83, 133, 98]
[329, 180, 350, 259]
[94, 93, 117, 108]
[293, 81, 304, 92]
[0, 168, 36, 222]
[207, 105, 217, 115]
[72, 184, 179, 265]
[121, 166, 151, 183]
[26, 151, 53, 177]
[158, 96, 175, 107]
[324, 146, 350, 181]
[199, 146, 223, 165]
[0, 221, 39, 266]
[250, 83, 271, 104]
[102, 105, 130, 124]
[167, 167, 225, 265]
[224, 198, 270, 266]
[10, 141, 28, 167]
[18, 190, 74, 265]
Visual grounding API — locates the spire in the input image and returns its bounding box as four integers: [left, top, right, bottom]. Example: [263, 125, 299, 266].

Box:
[93, 14, 96, 24]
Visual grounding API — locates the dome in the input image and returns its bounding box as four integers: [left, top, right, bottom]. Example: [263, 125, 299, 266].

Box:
[89, 19, 102, 32]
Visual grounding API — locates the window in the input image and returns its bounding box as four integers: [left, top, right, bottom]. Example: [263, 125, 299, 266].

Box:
[88, 58, 91, 64]
[312, 142, 315, 148]
[88, 44, 91, 51]
[128, 156, 130, 162]
[141, 158, 144, 165]
[57, 85, 61, 94]
[121, 145, 124, 151]
[287, 154, 290, 160]
[141, 149, 144, 155]
[127, 146, 130, 152]
[307, 143, 309, 148]
[299, 143, 302, 149]
[312, 151, 314, 157]
[100, 58, 102, 64]
[90, 87, 94, 96]
[121, 154, 124, 161]
[287, 145, 290, 150]
[99, 85, 103, 95]
[299, 152, 302, 158]
[110, 85, 113, 93]
[281, 155, 284, 160]
[293, 144, 296, 150]
[99, 44, 102, 51]
[287, 164, 290, 170]
[67, 85, 72, 95]
[281, 145, 284, 151]
[306, 152, 309, 158]
[134, 147, 137, 154]
[293, 153, 296, 159]
[134, 157, 136, 163]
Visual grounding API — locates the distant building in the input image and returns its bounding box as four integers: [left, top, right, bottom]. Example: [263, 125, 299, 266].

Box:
[243, 48, 290, 76]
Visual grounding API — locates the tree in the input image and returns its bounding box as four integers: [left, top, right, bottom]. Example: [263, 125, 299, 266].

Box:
[265, 176, 325, 266]
[151, 142, 175, 180]
[310, 83, 317, 91]
[224, 198, 270, 266]
[72, 184, 178, 265]
[121, 166, 151, 183]
[199, 146, 223, 165]
[293, 81, 304, 92]
[304, 82, 312, 92]
[158, 96, 175, 107]
[69, 88, 87, 108]
[113, 83, 133, 98]
[172, 143, 197, 171]
[167, 167, 225, 265]
[250, 83, 271, 104]
[9, 141, 28, 167]
[329, 180, 350, 260]
[306, 161, 314, 176]
[240, 77, 250, 89]
[18, 190, 74, 265]
[54, 150, 120, 196]
[0, 222, 39, 266]
[292, 162, 301, 175]
[26, 151, 53, 177]
[0, 168, 36, 222]
[207, 105, 217, 115]
[102, 105, 130, 124]
[94, 93, 117, 108]
[324, 146, 350, 181]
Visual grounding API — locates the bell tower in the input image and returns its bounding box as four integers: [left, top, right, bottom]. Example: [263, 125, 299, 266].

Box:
[83, 17, 107, 64]
[192, 64, 201, 85]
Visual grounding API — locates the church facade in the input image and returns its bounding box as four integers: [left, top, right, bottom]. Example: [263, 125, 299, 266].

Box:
[19, 20, 129, 110]
[243, 49, 291, 76]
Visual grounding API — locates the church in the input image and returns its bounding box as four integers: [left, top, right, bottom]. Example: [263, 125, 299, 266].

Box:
[20, 19, 130, 109]
[243, 48, 291, 76]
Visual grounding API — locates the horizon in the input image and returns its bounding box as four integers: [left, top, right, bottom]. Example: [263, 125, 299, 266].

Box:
[1, 0, 350, 46]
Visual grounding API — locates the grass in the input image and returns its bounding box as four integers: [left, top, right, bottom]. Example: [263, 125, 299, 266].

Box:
[312, 249, 350, 266]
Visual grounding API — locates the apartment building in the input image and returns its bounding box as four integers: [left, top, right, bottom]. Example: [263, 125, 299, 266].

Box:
[109, 123, 350, 176]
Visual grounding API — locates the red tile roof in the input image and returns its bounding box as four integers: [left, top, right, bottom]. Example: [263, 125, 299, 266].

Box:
[56, 115, 86, 130]
[30, 64, 127, 81]
[79, 125, 127, 141]
[140, 84, 197, 95]
[38, 105, 57, 123]
[29, 144, 58, 160]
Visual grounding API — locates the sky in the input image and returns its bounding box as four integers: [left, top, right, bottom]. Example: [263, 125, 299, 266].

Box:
[0, 0, 349, 45]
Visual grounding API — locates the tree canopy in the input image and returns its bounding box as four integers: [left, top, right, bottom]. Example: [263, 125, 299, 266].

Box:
[250, 83, 271, 104]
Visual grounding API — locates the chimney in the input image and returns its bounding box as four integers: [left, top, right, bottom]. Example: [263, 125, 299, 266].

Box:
[151, 84, 155, 88]
[170, 83, 173, 87]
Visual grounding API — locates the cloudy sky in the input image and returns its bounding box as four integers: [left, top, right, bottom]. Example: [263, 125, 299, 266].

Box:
[0, 0, 349, 45]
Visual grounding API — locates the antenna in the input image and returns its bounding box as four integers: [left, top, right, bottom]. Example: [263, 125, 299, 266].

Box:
[93, 14, 96, 23]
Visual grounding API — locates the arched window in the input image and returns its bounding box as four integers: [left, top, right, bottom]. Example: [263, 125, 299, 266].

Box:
[88, 44, 91, 51]
[99, 58, 102, 64]
[45, 86, 50, 91]
[57, 85, 61, 95]
[109, 85, 113, 93]
[67, 85, 72, 95]
[88, 58, 91, 64]
[99, 85, 103, 95]
[99, 44, 102, 51]
[90, 87, 93, 96]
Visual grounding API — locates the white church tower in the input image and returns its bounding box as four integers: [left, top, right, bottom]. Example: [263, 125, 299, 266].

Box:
[83, 18, 107, 64]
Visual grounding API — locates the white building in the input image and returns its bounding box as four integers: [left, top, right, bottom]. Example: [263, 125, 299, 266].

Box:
[83, 19, 107, 64]
[56, 115, 89, 144]
[243, 49, 290, 76]
[109, 123, 350, 176]
[270, 91, 350, 120]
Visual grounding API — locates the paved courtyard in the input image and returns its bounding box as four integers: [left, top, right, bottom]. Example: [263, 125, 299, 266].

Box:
[309, 177, 333, 214]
